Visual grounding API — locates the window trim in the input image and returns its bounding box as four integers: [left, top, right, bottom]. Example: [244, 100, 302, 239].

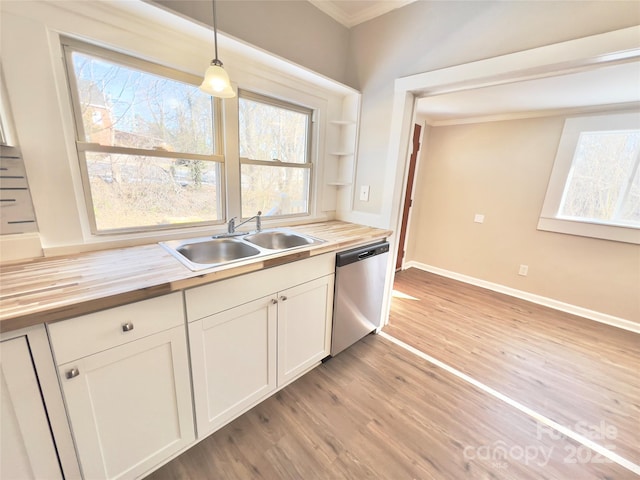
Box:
[237, 89, 314, 219]
[62, 38, 226, 235]
[538, 110, 640, 244]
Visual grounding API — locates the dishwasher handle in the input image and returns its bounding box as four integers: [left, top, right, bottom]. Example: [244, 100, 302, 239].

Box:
[358, 249, 376, 260]
[336, 241, 389, 267]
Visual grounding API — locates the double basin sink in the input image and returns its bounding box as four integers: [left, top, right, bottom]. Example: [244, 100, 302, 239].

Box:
[160, 228, 325, 271]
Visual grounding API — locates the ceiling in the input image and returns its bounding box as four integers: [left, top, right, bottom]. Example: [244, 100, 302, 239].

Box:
[416, 60, 640, 125]
[308, 0, 417, 28]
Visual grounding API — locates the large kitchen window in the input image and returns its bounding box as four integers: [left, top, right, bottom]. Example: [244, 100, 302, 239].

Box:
[538, 111, 640, 244]
[63, 39, 224, 234]
[238, 90, 312, 218]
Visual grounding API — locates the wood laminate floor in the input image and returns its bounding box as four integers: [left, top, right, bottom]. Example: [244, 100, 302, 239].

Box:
[385, 268, 640, 469]
[147, 268, 638, 479]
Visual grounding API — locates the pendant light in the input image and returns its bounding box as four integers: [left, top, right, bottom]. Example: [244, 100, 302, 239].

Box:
[199, 0, 235, 98]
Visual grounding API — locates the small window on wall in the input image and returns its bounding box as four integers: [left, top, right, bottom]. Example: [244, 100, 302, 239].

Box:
[538, 111, 640, 244]
[63, 39, 224, 234]
[238, 90, 312, 219]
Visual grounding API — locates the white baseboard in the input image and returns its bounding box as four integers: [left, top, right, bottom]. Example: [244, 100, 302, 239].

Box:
[403, 261, 640, 334]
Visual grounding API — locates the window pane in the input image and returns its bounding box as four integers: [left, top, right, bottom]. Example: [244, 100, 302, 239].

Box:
[85, 152, 221, 231]
[559, 130, 640, 225]
[239, 97, 309, 164]
[619, 164, 640, 224]
[70, 51, 214, 155]
[241, 165, 309, 217]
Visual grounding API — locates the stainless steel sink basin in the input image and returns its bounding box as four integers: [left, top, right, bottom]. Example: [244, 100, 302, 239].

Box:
[160, 237, 261, 270]
[177, 238, 260, 264]
[243, 230, 319, 250]
[160, 228, 325, 271]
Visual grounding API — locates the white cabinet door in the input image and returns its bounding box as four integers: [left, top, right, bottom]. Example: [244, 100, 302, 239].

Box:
[0, 336, 62, 479]
[58, 326, 194, 480]
[277, 275, 334, 386]
[189, 295, 277, 437]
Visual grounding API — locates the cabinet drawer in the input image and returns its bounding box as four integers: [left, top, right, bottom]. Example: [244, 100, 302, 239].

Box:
[0, 157, 29, 185]
[0, 189, 36, 214]
[48, 292, 184, 365]
[185, 252, 336, 321]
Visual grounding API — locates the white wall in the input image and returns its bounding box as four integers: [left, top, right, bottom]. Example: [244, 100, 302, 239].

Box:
[347, 1, 640, 220]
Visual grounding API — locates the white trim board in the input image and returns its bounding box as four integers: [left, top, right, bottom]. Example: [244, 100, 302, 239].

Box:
[403, 261, 640, 334]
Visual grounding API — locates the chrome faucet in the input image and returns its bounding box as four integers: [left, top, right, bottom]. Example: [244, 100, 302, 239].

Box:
[227, 211, 262, 234]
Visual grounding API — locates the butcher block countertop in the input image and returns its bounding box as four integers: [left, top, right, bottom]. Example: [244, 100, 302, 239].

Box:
[0, 221, 391, 333]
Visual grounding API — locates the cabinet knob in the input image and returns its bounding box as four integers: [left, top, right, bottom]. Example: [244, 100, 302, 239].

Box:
[122, 322, 134, 332]
[271, 299, 278, 304]
[66, 368, 80, 379]
[280, 296, 287, 302]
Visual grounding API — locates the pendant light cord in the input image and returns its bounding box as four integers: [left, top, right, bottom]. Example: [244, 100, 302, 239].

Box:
[212, 0, 220, 64]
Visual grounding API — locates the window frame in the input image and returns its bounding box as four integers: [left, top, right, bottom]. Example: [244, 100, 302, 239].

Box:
[237, 89, 314, 220]
[62, 38, 226, 235]
[538, 110, 640, 244]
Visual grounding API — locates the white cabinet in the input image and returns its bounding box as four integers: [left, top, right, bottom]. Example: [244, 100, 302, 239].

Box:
[186, 253, 335, 438]
[0, 336, 62, 479]
[277, 275, 334, 386]
[49, 293, 194, 480]
[189, 295, 278, 435]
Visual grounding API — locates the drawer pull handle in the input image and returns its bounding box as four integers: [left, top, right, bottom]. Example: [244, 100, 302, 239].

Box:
[66, 368, 80, 379]
[271, 299, 278, 305]
[122, 322, 134, 332]
[280, 296, 287, 302]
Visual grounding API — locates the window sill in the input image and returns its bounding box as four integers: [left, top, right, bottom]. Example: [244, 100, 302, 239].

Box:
[537, 217, 640, 244]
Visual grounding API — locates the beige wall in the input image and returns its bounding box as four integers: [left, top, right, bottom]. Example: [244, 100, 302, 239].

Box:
[406, 116, 640, 322]
[348, 1, 640, 216]
[152, 0, 350, 86]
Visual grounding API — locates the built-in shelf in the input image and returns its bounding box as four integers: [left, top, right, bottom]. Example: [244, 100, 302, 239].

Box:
[322, 93, 361, 212]
[329, 151, 353, 156]
[326, 115, 358, 192]
[329, 120, 356, 126]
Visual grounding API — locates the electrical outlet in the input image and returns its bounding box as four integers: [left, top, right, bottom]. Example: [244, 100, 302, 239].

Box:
[359, 185, 370, 202]
[518, 265, 529, 276]
[474, 214, 485, 223]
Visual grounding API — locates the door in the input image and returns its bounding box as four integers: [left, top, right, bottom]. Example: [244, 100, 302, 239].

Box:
[58, 326, 194, 480]
[189, 295, 278, 437]
[277, 275, 334, 386]
[395, 123, 422, 270]
[0, 337, 62, 479]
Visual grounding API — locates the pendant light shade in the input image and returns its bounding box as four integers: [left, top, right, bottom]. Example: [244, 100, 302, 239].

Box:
[200, 60, 235, 98]
[200, 0, 235, 98]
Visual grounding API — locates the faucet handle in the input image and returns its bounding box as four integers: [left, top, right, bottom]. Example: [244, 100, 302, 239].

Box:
[227, 217, 237, 233]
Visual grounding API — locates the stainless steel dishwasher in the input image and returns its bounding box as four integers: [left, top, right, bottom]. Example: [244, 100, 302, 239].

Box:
[331, 241, 390, 356]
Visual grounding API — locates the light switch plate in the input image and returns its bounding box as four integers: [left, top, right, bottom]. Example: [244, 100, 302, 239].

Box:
[360, 185, 370, 202]
[474, 214, 485, 223]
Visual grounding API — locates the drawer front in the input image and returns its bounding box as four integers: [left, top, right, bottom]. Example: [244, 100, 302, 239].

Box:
[186, 252, 336, 322]
[48, 292, 184, 365]
[0, 189, 37, 233]
[0, 157, 29, 185]
[1, 155, 38, 234]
